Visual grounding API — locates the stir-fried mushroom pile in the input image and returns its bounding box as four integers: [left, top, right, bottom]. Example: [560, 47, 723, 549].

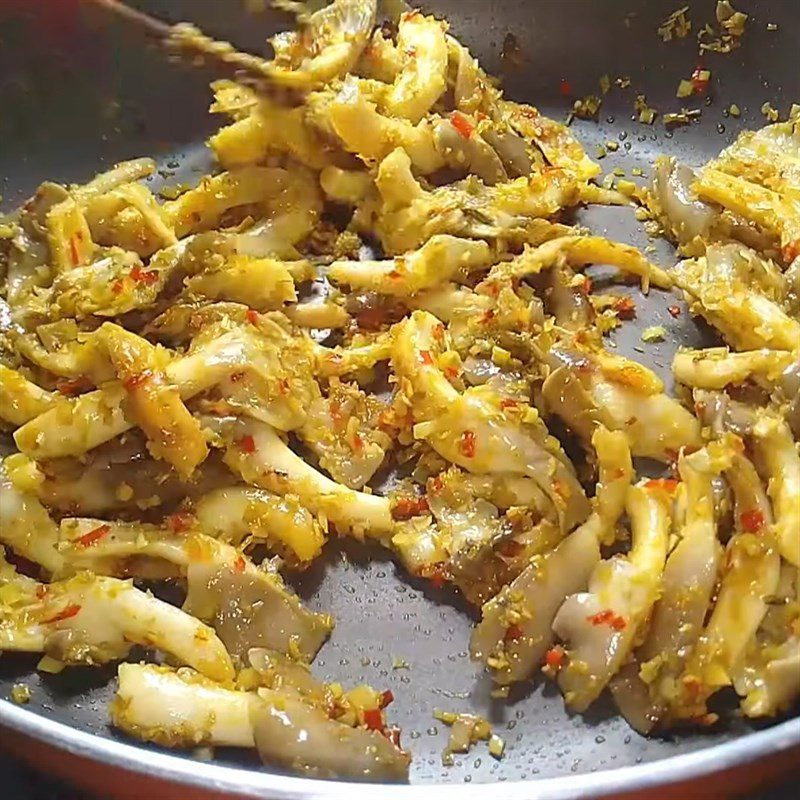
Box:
[1, 0, 798, 781]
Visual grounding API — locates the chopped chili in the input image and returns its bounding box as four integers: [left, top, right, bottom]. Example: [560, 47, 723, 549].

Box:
[500, 398, 519, 410]
[76, 523, 111, 548]
[690, 67, 710, 95]
[421, 563, 447, 589]
[233, 555, 246, 574]
[432, 323, 445, 345]
[35, 585, 49, 600]
[459, 429, 476, 458]
[167, 512, 194, 534]
[363, 708, 384, 731]
[740, 509, 765, 533]
[644, 477, 679, 493]
[56, 377, 88, 396]
[392, 496, 430, 520]
[419, 350, 434, 366]
[667, 304, 682, 318]
[238, 434, 256, 454]
[613, 295, 637, 320]
[544, 646, 565, 669]
[379, 689, 395, 709]
[130, 265, 159, 285]
[587, 609, 627, 630]
[783, 240, 800, 264]
[444, 365, 460, 381]
[428, 475, 444, 495]
[42, 603, 82, 625]
[383, 726, 402, 748]
[450, 111, 474, 139]
[246, 308, 259, 325]
[69, 236, 81, 267]
[559, 78, 573, 97]
[123, 371, 153, 392]
[552, 479, 570, 503]
[111, 279, 125, 295]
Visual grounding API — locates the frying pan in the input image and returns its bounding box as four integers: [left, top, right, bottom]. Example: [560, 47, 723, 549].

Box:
[0, 0, 798, 797]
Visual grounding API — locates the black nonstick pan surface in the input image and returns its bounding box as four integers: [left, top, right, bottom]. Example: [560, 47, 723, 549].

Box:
[0, 1, 799, 796]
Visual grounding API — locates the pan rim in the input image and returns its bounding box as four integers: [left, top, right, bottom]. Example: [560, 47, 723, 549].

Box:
[1, 699, 798, 797]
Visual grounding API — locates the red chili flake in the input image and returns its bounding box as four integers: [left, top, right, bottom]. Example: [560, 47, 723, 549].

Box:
[740, 509, 765, 533]
[111, 279, 125, 295]
[498, 538, 524, 558]
[544, 646, 565, 669]
[552, 479, 570, 503]
[351, 431, 364, 453]
[500, 398, 519, 410]
[123, 371, 153, 392]
[429, 571, 446, 589]
[130, 265, 158, 285]
[238, 434, 256, 454]
[379, 689, 395, 709]
[75, 523, 110, 548]
[481, 309, 495, 324]
[432, 323, 445, 345]
[167, 512, 194, 534]
[613, 295, 637, 320]
[690, 67, 710, 95]
[35, 585, 49, 600]
[234, 555, 246, 574]
[645, 477, 679, 493]
[459, 429, 476, 458]
[450, 111, 474, 139]
[419, 350, 435, 366]
[383, 726, 402, 748]
[444, 365, 460, 381]
[504, 624, 524, 642]
[230, 371, 246, 384]
[363, 708, 384, 732]
[392, 496, 430, 521]
[56, 377, 88, 396]
[278, 378, 290, 395]
[246, 309, 259, 325]
[377, 408, 396, 433]
[329, 399, 345, 430]
[428, 475, 444, 495]
[69, 235, 81, 267]
[421, 563, 447, 589]
[587, 609, 627, 630]
[42, 603, 82, 625]
[667, 305, 682, 318]
[581, 277, 593, 296]
[783, 240, 800, 264]
[388, 268, 402, 280]
[483, 281, 500, 298]
[559, 78, 573, 97]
